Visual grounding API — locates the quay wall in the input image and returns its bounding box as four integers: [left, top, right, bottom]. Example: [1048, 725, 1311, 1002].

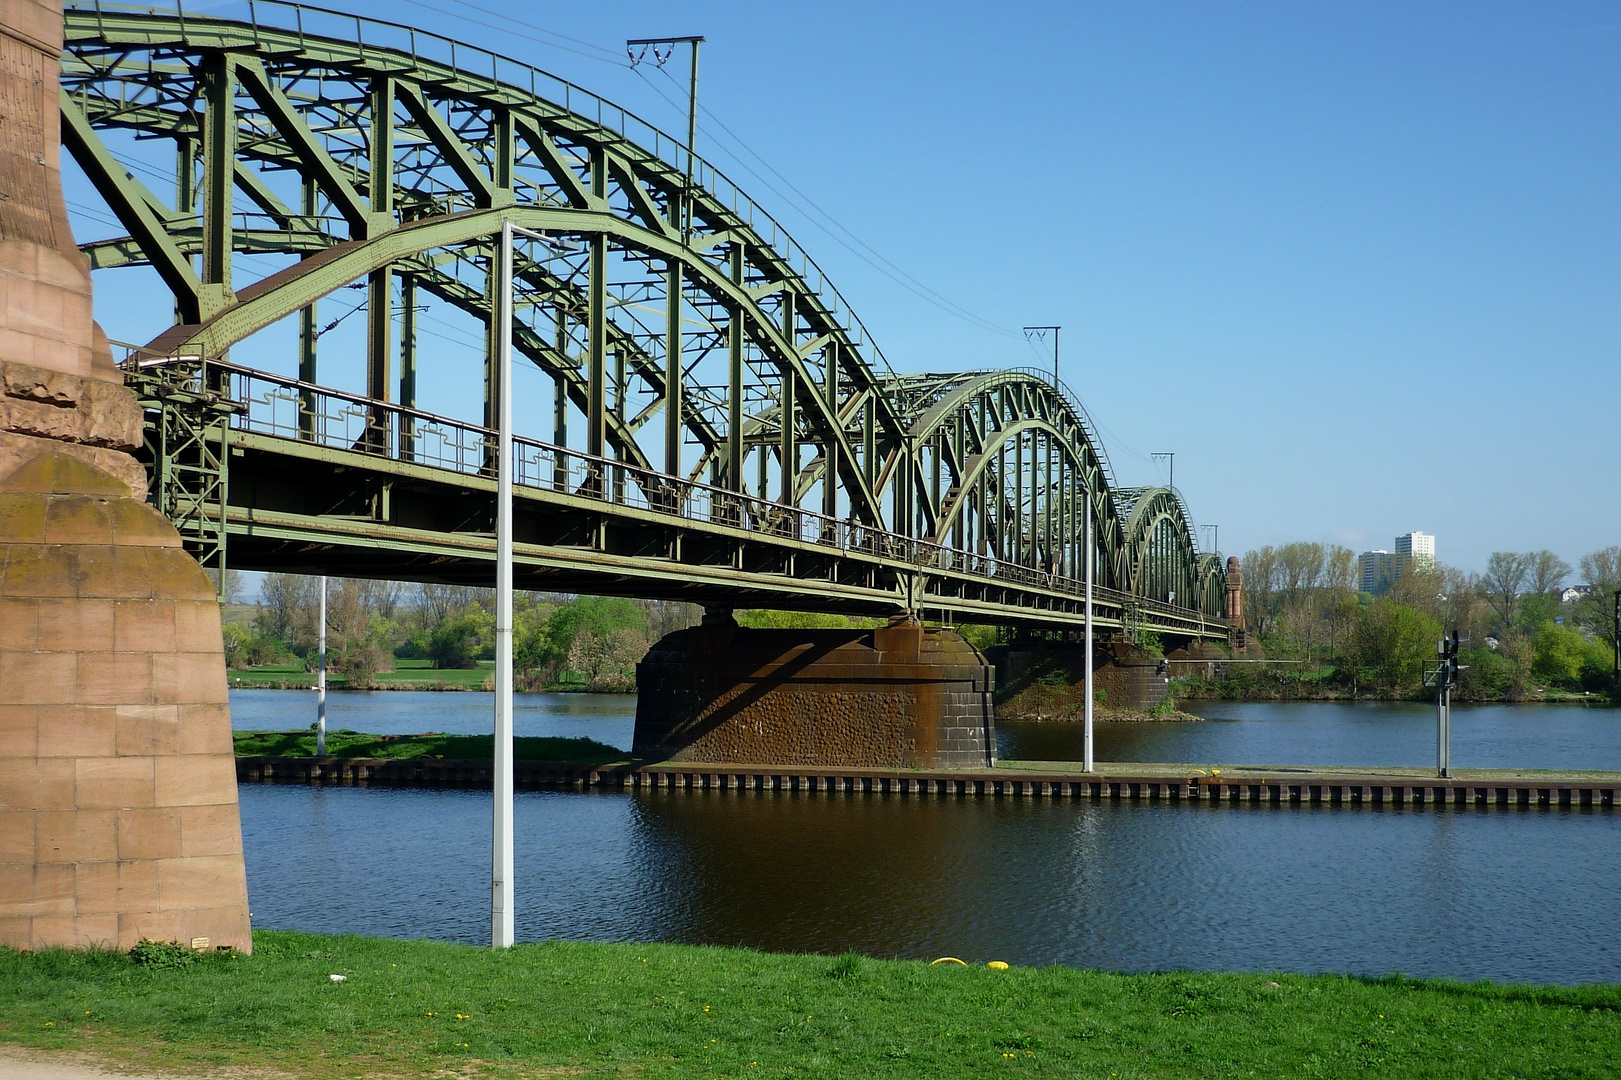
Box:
[235, 756, 1621, 810]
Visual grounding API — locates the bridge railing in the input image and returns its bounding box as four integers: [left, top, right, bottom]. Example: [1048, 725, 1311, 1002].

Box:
[122, 353, 1215, 623]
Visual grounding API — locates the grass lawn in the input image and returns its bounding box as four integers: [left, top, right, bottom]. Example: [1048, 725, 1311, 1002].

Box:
[232, 730, 625, 765]
[2, 931, 1619, 1079]
[228, 660, 496, 691]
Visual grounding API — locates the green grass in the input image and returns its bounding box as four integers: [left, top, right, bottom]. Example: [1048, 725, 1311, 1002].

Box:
[232, 729, 626, 765]
[4, 931, 1621, 1078]
[228, 660, 496, 691]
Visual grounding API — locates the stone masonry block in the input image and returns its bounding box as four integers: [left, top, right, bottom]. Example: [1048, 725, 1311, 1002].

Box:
[36, 705, 116, 758]
[0, 542, 75, 597]
[107, 499, 177, 547]
[158, 855, 250, 912]
[33, 809, 116, 863]
[154, 755, 237, 808]
[143, 548, 214, 603]
[113, 600, 177, 654]
[75, 858, 158, 917]
[152, 652, 227, 706]
[179, 803, 243, 858]
[73, 756, 154, 810]
[41, 489, 112, 544]
[0, 705, 36, 757]
[176, 704, 232, 756]
[0, 862, 73, 917]
[0, 811, 35, 862]
[0, 756, 74, 811]
[30, 915, 119, 951]
[115, 705, 180, 757]
[117, 807, 182, 861]
[116, 909, 185, 949]
[38, 598, 115, 652]
[0, 651, 74, 703]
[75, 651, 154, 706]
[73, 546, 153, 600]
[172, 601, 222, 653]
[0, 597, 39, 650]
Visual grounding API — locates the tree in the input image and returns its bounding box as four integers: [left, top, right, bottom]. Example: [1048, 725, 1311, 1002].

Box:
[544, 597, 646, 682]
[1483, 552, 1532, 630]
[1526, 551, 1572, 597]
[255, 572, 313, 648]
[1351, 599, 1441, 693]
[429, 610, 492, 669]
[1532, 621, 1587, 688]
[1239, 546, 1280, 637]
[1577, 547, 1621, 649]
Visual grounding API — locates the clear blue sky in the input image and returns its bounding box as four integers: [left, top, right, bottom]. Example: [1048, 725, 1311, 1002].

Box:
[74, 0, 1621, 578]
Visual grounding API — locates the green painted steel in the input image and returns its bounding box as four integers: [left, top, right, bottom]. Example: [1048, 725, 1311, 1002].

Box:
[63, 0, 1228, 640]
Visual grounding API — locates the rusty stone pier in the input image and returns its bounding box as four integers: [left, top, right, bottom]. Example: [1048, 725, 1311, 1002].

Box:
[632, 613, 996, 769]
[0, 0, 250, 952]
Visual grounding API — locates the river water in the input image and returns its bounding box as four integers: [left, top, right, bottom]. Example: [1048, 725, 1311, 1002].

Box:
[232, 690, 1621, 984]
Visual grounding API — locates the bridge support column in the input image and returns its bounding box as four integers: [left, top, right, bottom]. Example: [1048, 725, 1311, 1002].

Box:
[633, 613, 996, 769]
[0, 0, 250, 954]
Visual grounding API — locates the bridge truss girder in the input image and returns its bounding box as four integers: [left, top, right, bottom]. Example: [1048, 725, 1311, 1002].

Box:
[59, 1, 1227, 630]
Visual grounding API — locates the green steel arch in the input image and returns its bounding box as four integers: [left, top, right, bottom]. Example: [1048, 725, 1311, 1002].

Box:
[59, 0, 1227, 623]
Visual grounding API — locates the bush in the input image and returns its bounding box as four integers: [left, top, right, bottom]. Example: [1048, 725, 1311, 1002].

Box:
[1532, 621, 1587, 689]
[129, 938, 195, 968]
[429, 611, 490, 669]
[1352, 600, 1441, 692]
[334, 644, 393, 688]
[1580, 639, 1616, 692]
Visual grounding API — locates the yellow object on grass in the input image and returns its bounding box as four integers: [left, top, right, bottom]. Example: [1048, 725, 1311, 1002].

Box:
[987, 961, 1010, 970]
[930, 957, 968, 966]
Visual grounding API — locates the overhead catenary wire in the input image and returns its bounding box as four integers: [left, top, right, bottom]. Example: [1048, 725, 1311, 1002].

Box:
[356, 0, 1020, 344]
[632, 65, 1017, 341]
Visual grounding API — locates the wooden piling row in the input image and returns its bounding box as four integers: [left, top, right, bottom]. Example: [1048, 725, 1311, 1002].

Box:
[235, 757, 1621, 810]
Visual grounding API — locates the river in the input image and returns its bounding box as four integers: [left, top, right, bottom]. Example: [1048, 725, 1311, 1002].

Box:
[232, 690, 1621, 984]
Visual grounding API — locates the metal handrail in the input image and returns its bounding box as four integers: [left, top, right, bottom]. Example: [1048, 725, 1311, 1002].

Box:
[122, 353, 1228, 624]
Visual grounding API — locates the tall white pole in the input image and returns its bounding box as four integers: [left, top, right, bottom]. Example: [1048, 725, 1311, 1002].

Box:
[492, 219, 516, 948]
[1083, 491, 1094, 773]
[316, 575, 327, 756]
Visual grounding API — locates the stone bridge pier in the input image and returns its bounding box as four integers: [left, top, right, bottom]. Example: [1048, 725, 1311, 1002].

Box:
[0, 0, 250, 952]
[633, 612, 997, 769]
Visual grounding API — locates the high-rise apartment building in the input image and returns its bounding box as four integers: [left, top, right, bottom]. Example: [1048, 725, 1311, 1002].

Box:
[1395, 531, 1436, 570]
[1360, 550, 1392, 594]
[1360, 531, 1437, 594]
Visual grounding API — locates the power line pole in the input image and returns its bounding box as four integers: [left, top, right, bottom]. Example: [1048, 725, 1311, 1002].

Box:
[1152, 452, 1175, 492]
[628, 36, 704, 237]
[1022, 325, 1060, 385]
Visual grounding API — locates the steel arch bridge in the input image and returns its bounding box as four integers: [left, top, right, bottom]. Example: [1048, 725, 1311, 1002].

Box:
[59, 0, 1229, 640]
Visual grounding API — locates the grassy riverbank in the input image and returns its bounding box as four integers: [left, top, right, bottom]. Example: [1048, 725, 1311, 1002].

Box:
[228, 659, 497, 690]
[4, 931, 1620, 1079]
[233, 730, 625, 765]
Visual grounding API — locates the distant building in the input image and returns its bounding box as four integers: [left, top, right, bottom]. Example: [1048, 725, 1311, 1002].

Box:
[1562, 584, 1593, 603]
[1360, 550, 1393, 594]
[1359, 531, 1436, 595]
[1395, 531, 1436, 573]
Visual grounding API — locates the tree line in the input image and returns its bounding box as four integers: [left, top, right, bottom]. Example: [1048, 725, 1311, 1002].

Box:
[1235, 542, 1619, 699]
[224, 575, 702, 691]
